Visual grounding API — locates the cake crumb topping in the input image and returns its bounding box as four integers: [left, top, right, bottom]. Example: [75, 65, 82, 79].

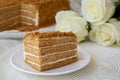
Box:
[24, 31, 77, 40]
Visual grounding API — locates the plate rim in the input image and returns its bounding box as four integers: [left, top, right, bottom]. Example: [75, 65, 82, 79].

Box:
[10, 46, 91, 76]
[0, 25, 55, 39]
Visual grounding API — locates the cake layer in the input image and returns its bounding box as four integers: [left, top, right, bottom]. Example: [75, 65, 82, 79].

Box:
[0, 4, 20, 14]
[25, 49, 77, 64]
[0, 16, 20, 26]
[24, 32, 76, 47]
[26, 55, 77, 67]
[15, 24, 39, 32]
[25, 56, 78, 71]
[0, 10, 20, 22]
[24, 43, 77, 56]
[0, 1, 20, 8]
[26, 42, 76, 49]
[21, 4, 37, 12]
[0, 4, 20, 31]
[0, 22, 20, 31]
[20, 16, 36, 25]
[4, 22, 20, 31]
[21, 10, 36, 19]
[0, 16, 20, 31]
[24, 37, 76, 47]
[24, 32, 76, 39]
[20, 22, 35, 26]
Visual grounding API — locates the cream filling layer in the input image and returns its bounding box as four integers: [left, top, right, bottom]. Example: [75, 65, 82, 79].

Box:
[27, 42, 77, 49]
[21, 22, 33, 26]
[35, 11, 39, 26]
[21, 15, 36, 21]
[27, 55, 78, 67]
[24, 49, 77, 58]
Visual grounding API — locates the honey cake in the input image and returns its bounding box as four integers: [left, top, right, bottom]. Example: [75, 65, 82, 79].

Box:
[23, 31, 79, 71]
[0, 0, 70, 32]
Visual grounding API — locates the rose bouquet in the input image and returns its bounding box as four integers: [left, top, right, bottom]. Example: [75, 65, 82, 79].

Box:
[55, 0, 120, 46]
[88, 0, 120, 46]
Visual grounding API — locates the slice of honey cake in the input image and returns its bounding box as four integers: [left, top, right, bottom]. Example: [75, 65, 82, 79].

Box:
[23, 32, 78, 71]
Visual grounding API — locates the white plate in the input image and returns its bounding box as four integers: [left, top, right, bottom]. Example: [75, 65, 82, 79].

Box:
[0, 25, 55, 39]
[10, 46, 91, 76]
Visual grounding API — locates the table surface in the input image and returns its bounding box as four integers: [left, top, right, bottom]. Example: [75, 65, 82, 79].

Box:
[0, 39, 120, 80]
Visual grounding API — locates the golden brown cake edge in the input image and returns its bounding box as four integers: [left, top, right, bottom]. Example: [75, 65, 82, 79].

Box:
[24, 32, 77, 40]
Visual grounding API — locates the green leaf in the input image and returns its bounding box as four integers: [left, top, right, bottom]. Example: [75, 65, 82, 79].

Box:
[114, 1, 120, 7]
[86, 22, 92, 32]
[112, 1, 120, 20]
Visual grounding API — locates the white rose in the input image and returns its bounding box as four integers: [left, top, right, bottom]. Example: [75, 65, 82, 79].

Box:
[81, 0, 115, 27]
[55, 11, 88, 43]
[55, 11, 80, 24]
[89, 18, 120, 46]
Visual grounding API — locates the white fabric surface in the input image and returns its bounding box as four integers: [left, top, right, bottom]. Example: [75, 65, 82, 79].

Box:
[0, 40, 120, 80]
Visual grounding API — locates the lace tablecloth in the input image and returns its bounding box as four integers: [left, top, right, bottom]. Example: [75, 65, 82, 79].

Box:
[0, 40, 120, 80]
